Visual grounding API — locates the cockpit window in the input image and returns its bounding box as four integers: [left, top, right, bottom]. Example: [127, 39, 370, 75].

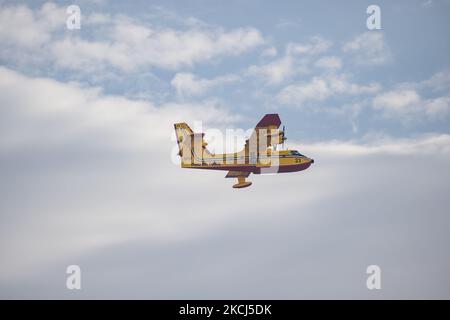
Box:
[291, 150, 304, 157]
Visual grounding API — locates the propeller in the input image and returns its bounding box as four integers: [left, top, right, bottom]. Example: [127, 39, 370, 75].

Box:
[281, 125, 287, 149]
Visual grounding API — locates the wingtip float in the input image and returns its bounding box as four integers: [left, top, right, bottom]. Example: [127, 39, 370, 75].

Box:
[174, 114, 314, 188]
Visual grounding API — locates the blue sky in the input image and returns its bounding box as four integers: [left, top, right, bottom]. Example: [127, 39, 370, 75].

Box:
[2, 0, 450, 142]
[1, 1, 450, 299]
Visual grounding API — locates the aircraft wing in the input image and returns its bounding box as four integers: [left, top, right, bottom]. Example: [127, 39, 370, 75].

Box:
[255, 114, 281, 129]
[245, 114, 284, 150]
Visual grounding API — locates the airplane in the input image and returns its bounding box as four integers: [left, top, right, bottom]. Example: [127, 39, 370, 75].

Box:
[174, 114, 314, 188]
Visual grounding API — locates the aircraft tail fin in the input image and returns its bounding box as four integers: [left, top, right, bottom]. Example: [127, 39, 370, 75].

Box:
[174, 123, 193, 141]
[174, 123, 193, 160]
[174, 123, 213, 166]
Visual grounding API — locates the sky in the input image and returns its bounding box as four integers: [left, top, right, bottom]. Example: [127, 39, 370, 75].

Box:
[0, 0, 450, 299]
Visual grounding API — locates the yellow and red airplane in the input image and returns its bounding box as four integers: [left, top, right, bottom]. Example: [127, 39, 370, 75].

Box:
[174, 114, 314, 188]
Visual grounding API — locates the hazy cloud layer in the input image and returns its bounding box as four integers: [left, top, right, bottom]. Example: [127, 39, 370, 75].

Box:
[1, 67, 450, 298]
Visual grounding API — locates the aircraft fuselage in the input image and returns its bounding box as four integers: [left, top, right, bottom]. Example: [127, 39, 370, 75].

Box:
[182, 149, 314, 174]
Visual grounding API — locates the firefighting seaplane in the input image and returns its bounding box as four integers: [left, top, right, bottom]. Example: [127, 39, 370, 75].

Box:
[174, 114, 314, 188]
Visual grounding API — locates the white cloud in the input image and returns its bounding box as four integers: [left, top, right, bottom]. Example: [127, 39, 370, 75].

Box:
[261, 46, 278, 58]
[0, 3, 265, 72]
[0, 66, 238, 151]
[51, 21, 264, 71]
[373, 89, 421, 112]
[315, 56, 342, 70]
[425, 96, 450, 116]
[171, 73, 240, 97]
[247, 37, 330, 85]
[277, 74, 380, 107]
[247, 56, 296, 85]
[373, 89, 450, 120]
[0, 3, 65, 48]
[0, 66, 245, 278]
[419, 71, 450, 92]
[301, 134, 450, 156]
[278, 77, 329, 104]
[342, 32, 391, 66]
[287, 36, 332, 55]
